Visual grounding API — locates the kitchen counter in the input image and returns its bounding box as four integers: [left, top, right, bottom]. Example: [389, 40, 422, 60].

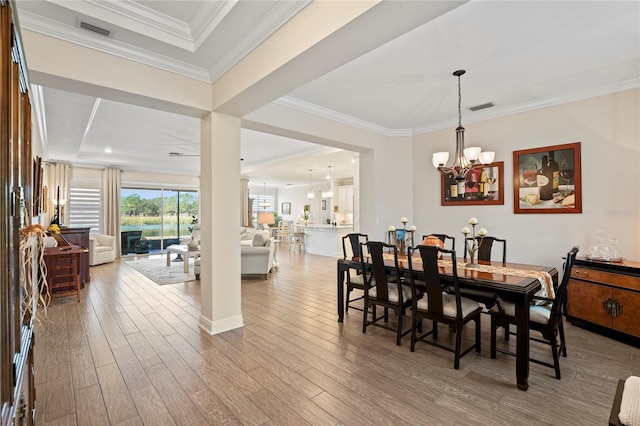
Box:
[303, 224, 353, 257]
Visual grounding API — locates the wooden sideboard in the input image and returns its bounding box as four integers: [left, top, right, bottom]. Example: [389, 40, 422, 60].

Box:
[567, 258, 640, 342]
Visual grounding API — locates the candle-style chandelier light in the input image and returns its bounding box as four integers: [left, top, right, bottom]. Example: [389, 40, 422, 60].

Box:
[432, 70, 495, 180]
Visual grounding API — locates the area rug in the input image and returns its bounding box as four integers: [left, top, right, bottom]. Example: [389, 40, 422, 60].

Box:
[125, 257, 197, 285]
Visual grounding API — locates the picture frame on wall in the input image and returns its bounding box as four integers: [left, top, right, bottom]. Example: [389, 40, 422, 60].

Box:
[440, 162, 504, 206]
[281, 202, 291, 215]
[513, 141, 582, 214]
[322, 200, 326, 210]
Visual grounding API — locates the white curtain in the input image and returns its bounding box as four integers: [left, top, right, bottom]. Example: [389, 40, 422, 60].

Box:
[101, 168, 121, 256]
[46, 163, 71, 225]
[241, 177, 249, 227]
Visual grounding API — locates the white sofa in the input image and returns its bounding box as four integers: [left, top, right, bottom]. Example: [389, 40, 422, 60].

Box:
[89, 233, 116, 266]
[241, 231, 276, 278]
[194, 230, 275, 280]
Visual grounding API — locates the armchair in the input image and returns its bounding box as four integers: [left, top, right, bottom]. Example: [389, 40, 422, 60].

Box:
[89, 234, 116, 266]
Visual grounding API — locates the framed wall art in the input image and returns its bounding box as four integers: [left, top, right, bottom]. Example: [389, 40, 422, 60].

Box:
[281, 202, 291, 215]
[440, 162, 504, 206]
[513, 142, 581, 214]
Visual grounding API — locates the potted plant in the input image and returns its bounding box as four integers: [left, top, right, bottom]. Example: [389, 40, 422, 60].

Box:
[301, 205, 311, 224]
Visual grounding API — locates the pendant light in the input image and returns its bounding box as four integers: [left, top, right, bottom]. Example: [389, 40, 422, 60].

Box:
[307, 169, 315, 199]
[432, 70, 495, 180]
[258, 182, 271, 208]
[322, 166, 334, 198]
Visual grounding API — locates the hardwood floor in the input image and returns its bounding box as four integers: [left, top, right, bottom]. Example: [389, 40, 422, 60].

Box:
[35, 249, 638, 425]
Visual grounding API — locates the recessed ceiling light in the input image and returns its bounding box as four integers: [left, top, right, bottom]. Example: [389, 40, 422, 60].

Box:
[104, 147, 112, 153]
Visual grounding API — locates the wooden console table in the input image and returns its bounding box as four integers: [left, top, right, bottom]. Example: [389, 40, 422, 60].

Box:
[56, 227, 91, 283]
[567, 258, 640, 342]
[44, 245, 87, 302]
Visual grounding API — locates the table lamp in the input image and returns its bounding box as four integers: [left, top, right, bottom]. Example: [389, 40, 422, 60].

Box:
[257, 212, 275, 229]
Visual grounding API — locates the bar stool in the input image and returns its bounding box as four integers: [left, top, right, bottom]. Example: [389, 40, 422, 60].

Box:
[290, 225, 305, 252]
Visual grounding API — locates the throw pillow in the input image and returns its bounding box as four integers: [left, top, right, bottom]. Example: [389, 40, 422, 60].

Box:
[252, 231, 269, 247]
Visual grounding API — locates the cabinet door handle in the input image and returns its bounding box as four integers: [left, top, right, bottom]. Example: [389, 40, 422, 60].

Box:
[603, 298, 623, 317]
[612, 299, 623, 317]
[574, 269, 589, 278]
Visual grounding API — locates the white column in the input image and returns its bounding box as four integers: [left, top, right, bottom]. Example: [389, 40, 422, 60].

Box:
[199, 112, 243, 335]
[240, 177, 249, 227]
[352, 155, 360, 232]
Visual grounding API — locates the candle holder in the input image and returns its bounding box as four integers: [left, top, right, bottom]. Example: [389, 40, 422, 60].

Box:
[461, 217, 487, 267]
[388, 219, 416, 258]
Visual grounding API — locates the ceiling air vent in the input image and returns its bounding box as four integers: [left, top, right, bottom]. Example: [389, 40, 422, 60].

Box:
[79, 21, 111, 37]
[468, 102, 495, 112]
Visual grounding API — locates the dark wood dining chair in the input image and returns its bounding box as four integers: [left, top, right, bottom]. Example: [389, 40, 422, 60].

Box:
[464, 236, 507, 263]
[341, 233, 369, 312]
[489, 246, 579, 379]
[422, 234, 456, 251]
[407, 245, 482, 369]
[360, 241, 412, 346]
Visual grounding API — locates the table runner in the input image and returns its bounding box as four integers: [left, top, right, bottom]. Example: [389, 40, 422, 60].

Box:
[440, 259, 555, 302]
[379, 253, 555, 302]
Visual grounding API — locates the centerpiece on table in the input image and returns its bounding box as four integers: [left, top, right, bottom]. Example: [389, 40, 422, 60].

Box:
[461, 217, 487, 267]
[388, 217, 416, 258]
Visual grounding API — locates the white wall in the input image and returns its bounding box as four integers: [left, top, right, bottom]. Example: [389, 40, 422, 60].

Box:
[412, 89, 640, 272]
[276, 184, 323, 224]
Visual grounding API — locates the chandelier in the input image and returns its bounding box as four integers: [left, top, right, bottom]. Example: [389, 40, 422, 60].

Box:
[307, 169, 315, 199]
[258, 182, 271, 208]
[432, 70, 495, 179]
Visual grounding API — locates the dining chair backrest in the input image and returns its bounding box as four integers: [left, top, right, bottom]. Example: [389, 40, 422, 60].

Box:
[342, 233, 368, 260]
[465, 236, 507, 263]
[549, 246, 579, 325]
[360, 241, 400, 303]
[422, 233, 456, 251]
[408, 245, 463, 320]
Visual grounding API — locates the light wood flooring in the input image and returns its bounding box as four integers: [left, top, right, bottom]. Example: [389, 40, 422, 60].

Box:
[34, 248, 638, 425]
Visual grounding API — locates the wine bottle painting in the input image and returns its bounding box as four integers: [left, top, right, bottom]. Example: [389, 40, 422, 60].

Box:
[513, 142, 582, 214]
[440, 162, 504, 206]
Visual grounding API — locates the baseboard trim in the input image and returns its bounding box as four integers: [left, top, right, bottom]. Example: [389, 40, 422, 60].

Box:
[199, 314, 244, 335]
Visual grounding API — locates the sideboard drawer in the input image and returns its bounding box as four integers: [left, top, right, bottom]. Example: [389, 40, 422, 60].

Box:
[571, 266, 640, 291]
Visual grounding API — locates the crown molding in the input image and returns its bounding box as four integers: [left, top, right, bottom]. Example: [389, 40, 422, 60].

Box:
[56, 0, 194, 50]
[414, 78, 640, 135]
[190, 0, 238, 51]
[278, 78, 640, 139]
[208, 1, 310, 82]
[275, 96, 413, 138]
[20, 11, 211, 82]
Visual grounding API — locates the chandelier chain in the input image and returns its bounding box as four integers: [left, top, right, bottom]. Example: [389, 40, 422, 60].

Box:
[458, 73, 462, 128]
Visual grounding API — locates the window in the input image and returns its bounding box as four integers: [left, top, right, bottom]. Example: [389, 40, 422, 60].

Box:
[251, 195, 275, 213]
[251, 195, 274, 227]
[68, 186, 101, 232]
[121, 187, 198, 254]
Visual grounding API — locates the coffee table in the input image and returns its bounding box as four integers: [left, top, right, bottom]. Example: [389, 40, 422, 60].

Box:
[166, 244, 200, 273]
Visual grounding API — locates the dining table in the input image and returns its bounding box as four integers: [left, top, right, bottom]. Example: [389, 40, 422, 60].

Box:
[336, 255, 558, 391]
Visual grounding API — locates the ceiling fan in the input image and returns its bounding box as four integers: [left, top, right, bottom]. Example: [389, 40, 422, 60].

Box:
[168, 146, 200, 157]
[169, 152, 200, 157]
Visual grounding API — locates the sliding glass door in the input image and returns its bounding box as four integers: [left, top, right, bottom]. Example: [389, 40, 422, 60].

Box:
[121, 187, 198, 254]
